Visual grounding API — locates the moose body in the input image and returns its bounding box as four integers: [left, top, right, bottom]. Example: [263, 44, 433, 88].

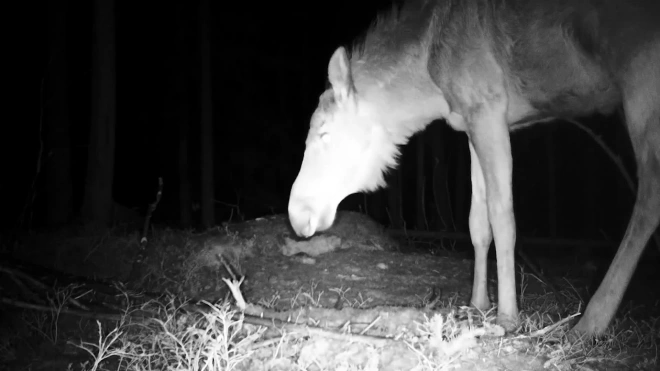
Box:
[288, 0, 660, 335]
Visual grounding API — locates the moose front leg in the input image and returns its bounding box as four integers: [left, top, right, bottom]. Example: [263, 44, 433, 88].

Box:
[468, 116, 518, 331]
[468, 142, 493, 311]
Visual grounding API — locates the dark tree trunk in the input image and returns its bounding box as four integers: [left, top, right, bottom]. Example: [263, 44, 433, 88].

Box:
[198, 0, 215, 227]
[583, 136, 600, 238]
[170, 3, 192, 228]
[430, 122, 454, 231]
[454, 134, 469, 232]
[368, 190, 386, 225]
[82, 0, 116, 225]
[415, 134, 426, 229]
[179, 125, 192, 227]
[545, 126, 557, 237]
[387, 169, 403, 229]
[45, 0, 73, 226]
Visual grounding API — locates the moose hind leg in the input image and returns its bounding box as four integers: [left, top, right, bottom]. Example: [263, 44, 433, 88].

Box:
[573, 47, 660, 335]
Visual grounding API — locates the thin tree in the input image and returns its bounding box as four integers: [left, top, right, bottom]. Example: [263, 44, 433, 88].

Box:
[198, 0, 215, 227]
[82, 0, 116, 225]
[45, 0, 73, 225]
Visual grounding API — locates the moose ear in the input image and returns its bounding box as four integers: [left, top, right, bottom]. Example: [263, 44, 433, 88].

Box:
[328, 47, 355, 103]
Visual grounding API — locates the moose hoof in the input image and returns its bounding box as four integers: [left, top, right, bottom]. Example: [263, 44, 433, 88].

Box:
[496, 313, 519, 333]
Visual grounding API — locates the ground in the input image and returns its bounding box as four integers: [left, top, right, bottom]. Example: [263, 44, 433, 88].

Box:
[0, 212, 658, 370]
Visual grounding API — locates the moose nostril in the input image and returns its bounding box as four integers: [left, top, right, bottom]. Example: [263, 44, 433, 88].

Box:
[288, 203, 318, 237]
[301, 215, 317, 238]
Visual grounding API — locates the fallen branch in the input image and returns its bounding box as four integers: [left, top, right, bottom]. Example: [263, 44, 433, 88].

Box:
[388, 229, 615, 249]
[516, 312, 580, 338]
[0, 297, 126, 322]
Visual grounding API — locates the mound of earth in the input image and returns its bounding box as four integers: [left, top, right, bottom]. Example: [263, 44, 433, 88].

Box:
[139, 211, 461, 304]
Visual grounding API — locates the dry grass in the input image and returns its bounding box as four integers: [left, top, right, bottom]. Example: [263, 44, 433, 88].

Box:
[65, 298, 266, 371]
[8, 274, 654, 371]
[4, 223, 657, 370]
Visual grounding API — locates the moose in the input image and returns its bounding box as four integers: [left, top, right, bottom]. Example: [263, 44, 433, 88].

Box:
[288, 0, 659, 335]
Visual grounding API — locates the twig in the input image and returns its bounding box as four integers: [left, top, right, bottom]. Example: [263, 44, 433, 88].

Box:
[0, 265, 89, 310]
[516, 312, 580, 338]
[567, 118, 660, 252]
[127, 178, 163, 285]
[0, 297, 126, 322]
[17, 70, 47, 230]
[140, 177, 163, 246]
[359, 315, 381, 335]
[516, 249, 567, 315]
[566, 120, 635, 195]
[217, 253, 238, 281]
[222, 276, 247, 310]
[238, 313, 393, 347]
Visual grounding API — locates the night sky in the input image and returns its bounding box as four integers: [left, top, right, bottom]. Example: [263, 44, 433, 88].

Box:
[7, 0, 639, 250]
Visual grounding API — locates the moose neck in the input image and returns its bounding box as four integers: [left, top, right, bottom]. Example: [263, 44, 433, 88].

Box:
[349, 0, 450, 147]
[351, 56, 449, 147]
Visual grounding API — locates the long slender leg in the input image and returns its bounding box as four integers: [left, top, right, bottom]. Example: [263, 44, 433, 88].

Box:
[574, 118, 660, 335]
[468, 142, 493, 311]
[573, 48, 660, 335]
[469, 119, 518, 330]
[445, 49, 518, 329]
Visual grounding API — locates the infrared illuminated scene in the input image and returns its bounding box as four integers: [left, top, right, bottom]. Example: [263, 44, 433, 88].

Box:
[1, 0, 658, 370]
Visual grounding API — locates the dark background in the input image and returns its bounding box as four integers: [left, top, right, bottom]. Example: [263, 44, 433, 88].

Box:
[6, 0, 639, 256]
